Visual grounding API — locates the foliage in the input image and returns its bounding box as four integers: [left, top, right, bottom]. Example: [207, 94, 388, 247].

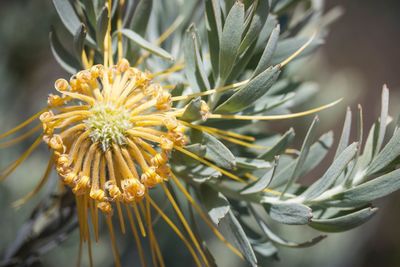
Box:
[1, 0, 400, 266]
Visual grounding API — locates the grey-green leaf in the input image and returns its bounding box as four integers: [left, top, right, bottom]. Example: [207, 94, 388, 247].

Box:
[219, 210, 258, 266]
[334, 107, 352, 159]
[200, 184, 230, 225]
[252, 24, 280, 78]
[96, 6, 109, 52]
[270, 131, 333, 188]
[310, 207, 377, 232]
[203, 132, 236, 170]
[121, 29, 174, 61]
[281, 117, 319, 197]
[73, 24, 86, 62]
[184, 25, 210, 92]
[258, 128, 295, 161]
[215, 65, 281, 113]
[49, 30, 79, 74]
[241, 162, 277, 195]
[366, 127, 400, 175]
[82, 0, 96, 27]
[249, 206, 325, 247]
[271, 36, 322, 65]
[52, 0, 96, 47]
[52, 0, 81, 36]
[130, 0, 153, 36]
[301, 142, 358, 200]
[181, 98, 206, 122]
[236, 157, 272, 170]
[330, 168, 400, 207]
[218, 1, 245, 82]
[267, 202, 313, 225]
[205, 0, 223, 78]
[238, 0, 269, 55]
[375, 85, 389, 157]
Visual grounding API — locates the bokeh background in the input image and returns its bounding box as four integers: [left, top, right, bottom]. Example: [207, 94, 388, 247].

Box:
[0, 0, 399, 266]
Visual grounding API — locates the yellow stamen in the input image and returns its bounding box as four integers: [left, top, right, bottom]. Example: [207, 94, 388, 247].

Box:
[279, 32, 317, 67]
[0, 125, 41, 149]
[180, 121, 255, 141]
[12, 157, 53, 208]
[142, 200, 165, 267]
[171, 80, 249, 102]
[161, 183, 210, 266]
[132, 202, 147, 237]
[125, 205, 147, 267]
[106, 215, 122, 267]
[147, 195, 203, 267]
[169, 172, 243, 259]
[0, 108, 47, 139]
[208, 98, 342, 121]
[135, 15, 184, 66]
[0, 135, 42, 181]
[174, 146, 245, 182]
[151, 63, 185, 78]
[82, 50, 91, 69]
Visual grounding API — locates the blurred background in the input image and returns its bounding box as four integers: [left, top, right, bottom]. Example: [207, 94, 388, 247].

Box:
[0, 0, 399, 266]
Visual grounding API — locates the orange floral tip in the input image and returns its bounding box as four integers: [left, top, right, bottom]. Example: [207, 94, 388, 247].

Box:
[54, 78, 69, 91]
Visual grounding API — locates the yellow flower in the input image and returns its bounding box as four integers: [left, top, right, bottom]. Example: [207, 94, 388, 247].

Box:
[43, 59, 183, 209]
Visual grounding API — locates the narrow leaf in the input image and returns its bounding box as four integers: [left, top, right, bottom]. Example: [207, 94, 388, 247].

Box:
[130, 0, 153, 36]
[241, 160, 277, 194]
[215, 65, 281, 113]
[258, 128, 295, 161]
[96, 6, 108, 51]
[49, 30, 79, 74]
[375, 85, 389, 157]
[249, 205, 325, 247]
[121, 29, 174, 61]
[219, 1, 245, 81]
[184, 25, 210, 92]
[252, 24, 280, 78]
[52, 0, 81, 36]
[205, 0, 223, 78]
[73, 24, 86, 62]
[219, 210, 258, 266]
[82, 0, 96, 27]
[330, 168, 400, 207]
[52, 0, 96, 47]
[271, 36, 322, 65]
[236, 157, 272, 170]
[238, 0, 269, 55]
[310, 207, 377, 232]
[301, 142, 358, 200]
[270, 131, 333, 188]
[200, 184, 230, 225]
[334, 107, 352, 159]
[181, 98, 205, 122]
[366, 128, 400, 175]
[281, 117, 319, 197]
[267, 202, 313, 225]
[203, 132, 236, 170]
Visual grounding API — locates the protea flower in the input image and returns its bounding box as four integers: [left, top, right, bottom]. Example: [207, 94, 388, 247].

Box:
[2, 1, 400, 267]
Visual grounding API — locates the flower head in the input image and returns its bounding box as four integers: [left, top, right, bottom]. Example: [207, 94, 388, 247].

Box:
[40, 59, 189, 213]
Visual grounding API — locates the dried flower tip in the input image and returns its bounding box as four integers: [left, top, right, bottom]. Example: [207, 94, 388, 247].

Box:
[90, 189, 106, 202]
[97, 202, 112, 214]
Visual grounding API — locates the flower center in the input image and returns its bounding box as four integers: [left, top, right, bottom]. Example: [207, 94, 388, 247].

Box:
[85, 103, 133, 151]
